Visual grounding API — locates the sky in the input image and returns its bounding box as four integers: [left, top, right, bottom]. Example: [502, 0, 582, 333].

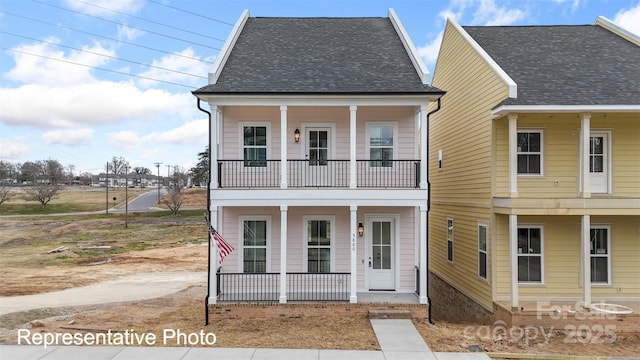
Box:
[1, 0, 639, 176]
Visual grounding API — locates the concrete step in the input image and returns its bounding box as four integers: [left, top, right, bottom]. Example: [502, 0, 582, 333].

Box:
[368, 309, 412, 319]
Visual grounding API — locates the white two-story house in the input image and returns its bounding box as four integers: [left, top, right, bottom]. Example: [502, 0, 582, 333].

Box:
[193, 9, 444, 304]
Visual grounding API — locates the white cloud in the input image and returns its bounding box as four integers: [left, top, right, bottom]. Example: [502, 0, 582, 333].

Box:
[107, 130, 156, 150]
[551, 0, 581, 12]
[417, 32, 444, 70]
[118, 25, 144, 41]
[614, 3, 640, 36]
[156, 119, 208, 144]
[0, 136, 31, 159]
[0, 82, 194, 129]
[473, 0, 526, 26]
[42, 129, 95, 146]
[63, 0, 143, 17]
[137, 48, 212, 88]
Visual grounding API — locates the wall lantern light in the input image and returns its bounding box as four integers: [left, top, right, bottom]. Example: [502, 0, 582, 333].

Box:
[358, 222, 364, 237]
[294, 128, 300, 143]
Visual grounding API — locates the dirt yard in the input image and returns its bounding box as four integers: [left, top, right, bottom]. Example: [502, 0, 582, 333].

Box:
[0, 198, 638, 356]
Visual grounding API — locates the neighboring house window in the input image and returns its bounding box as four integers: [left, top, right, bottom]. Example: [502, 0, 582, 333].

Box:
[517, 227, 543, 283]
[517, 131, 543, 175]
[590, 227, 610, 284]
[368, 124, 395, 167]
[243, 125, 267, 167]
[307, 219, 332, 273]
[447, 218, 454, 262]
[438, 149, 443, 169]
[478, 224, 488, 279]
[242, 219, 268, 273]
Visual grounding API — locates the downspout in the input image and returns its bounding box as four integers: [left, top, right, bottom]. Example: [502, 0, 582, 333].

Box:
[197, 98, 212, 326]
[426, 97, 441, 325]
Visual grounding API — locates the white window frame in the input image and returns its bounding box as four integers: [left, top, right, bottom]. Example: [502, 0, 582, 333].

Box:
[478, 223, 488, 280]
[447, 217, 454, 263]
[590, 225, 611, 285]
[365, 122, 398, 168]
[239, 122, 271, 168]
[302, 215, 336, 273]
[238, 216, 271, 273]
[438, 149, 443, 170]
[517, 225, 544, 285]
[516, 129, 544, 176]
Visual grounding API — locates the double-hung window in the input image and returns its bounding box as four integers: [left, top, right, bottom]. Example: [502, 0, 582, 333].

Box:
[243, 125, 267, 167]
[447, 218, 454, 262]
[590, 227, 610, 284]
[478, 224, 488, 279]
[369, 124, 394, 167]
[242, 219, 268, 273]
[517, 131, 542, 175]
[517, 227, 543, 283]
[307, 219, 332, 273]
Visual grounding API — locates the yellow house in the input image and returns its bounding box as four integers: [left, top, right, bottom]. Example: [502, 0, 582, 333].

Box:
[429, 16, 639, 320]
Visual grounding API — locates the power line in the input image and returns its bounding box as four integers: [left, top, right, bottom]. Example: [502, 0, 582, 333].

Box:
[30, 0, 221, 51]
[68, 0, 226, 43]
[1, 31, 207, 80]
[1, 47, 197, 89]
[147, 0, 235, 26]
[1, 11, 216, 64]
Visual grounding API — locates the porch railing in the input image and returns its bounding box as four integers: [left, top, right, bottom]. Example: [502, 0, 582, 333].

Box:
[217, 160, 420, 188]
[216, 272, 350, 302]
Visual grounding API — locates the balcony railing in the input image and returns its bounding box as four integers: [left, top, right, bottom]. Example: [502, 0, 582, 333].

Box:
[217, 159, 420, 188]
[216, 271, 351, 302]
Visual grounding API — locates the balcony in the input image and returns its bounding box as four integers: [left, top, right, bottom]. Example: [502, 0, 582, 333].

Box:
[217, 159, 420, 189]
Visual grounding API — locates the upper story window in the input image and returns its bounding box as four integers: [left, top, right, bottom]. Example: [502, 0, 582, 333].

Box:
[517, 130, 543, 175]
[368, 124, 395, 167]
[243, 125, 268, 167]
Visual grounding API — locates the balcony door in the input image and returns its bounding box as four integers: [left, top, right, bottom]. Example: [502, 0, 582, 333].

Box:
[304, 127, 333, 187]
[589, 132, 610, 194]
[366, 216, 396, 290]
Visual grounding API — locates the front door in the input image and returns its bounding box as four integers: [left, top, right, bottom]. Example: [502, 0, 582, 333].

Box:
[305, 128, 332, 187]
[367, 218, 395, 290]
[589, 132, 609, 194]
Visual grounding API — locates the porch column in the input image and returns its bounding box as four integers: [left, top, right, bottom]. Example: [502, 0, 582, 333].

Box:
[419, 104, 428, 189]
[280, 106, 288, 189]
[208, 207, 219, 305]
[581, 214, 591, 307]
[508, 113, 518, 197]
[419, 205, 428, 304]
[580, 113, 591, 198]
[280, 205, 288, 303]
[210, 105, 220, 189]
[509, 214, 518, 310]
[349, 205, 358, 303]
[349, 106, 357, 189]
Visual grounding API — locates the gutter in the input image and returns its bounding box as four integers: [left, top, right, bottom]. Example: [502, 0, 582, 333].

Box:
[425, 97, 441, 325]
[196, 98, 212, 326]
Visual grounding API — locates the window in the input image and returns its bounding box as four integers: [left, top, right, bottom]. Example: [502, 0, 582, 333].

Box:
[242, 220, 267, 273]
[478, 224, 488, 279]
[307, 219, 331, 273]
[590, 227, 610, 284]
[517, 131, 542, 175]
[369, 124, 394, 167]
[517, 227, 543, 283]
[438, 149, 443, 169]
[447, 218, 454, 262]
[243, 125, 267, 167]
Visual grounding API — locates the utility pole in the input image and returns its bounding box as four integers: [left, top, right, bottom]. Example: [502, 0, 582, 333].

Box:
[154, 162, 162, 202]
[105, 162, 109, 215]
[125, 165, 128, 228]
[166, 164, 171, 188]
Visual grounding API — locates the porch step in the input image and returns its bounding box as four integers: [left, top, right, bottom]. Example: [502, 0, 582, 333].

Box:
[368, 309, 412, 319]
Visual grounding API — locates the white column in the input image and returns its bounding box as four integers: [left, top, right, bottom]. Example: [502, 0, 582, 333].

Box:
[580, 113, 591, 198]
[508, 113, 518, 197]
[419, 205, 428, 304]
[209, 207, 219, 305]
[349, 106, 357, 189]
[509, 214, 518, 310]
[420, 104, 428, 189]
[349, 205, 358, 303]
[581, 214, 591, 307]
[210, 105, 220, 189]
[280, 205, 288, 303]
[280, 106, 288, 189]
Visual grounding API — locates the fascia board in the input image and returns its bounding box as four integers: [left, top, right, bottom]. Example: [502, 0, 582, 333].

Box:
[208, 9, 250, 84]
[388, 8, 431, 85]
[492, 104, 640, 116]
[594, 16, 640, 47]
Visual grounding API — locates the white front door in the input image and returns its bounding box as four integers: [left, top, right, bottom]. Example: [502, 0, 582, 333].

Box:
[589, 132, 609, 194]
[305, 128, 332, 187]
[367, 218, 395, 290]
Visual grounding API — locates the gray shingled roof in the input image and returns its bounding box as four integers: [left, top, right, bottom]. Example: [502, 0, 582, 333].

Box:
[194, 17, 444, 95]
[463, 25, 640, 106]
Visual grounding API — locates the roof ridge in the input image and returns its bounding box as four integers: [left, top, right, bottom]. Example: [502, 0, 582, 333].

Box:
[463, 24, 592, 28]
[252, 16, 387, 19]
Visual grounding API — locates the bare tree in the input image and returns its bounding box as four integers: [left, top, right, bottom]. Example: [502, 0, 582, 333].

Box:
[0, 186, 11, 207]
[131, 166, 151, 187]
[24, 183, 59, 209]
[161, 166, 188, 215]
[106, 156, 129, 187]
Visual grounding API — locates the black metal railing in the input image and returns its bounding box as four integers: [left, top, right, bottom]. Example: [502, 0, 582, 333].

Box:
[217, 159, 420, 188]
[216, 272, 350, 302]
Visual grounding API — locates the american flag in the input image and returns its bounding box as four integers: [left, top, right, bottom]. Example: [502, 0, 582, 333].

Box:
[210, 225, 234, 264]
